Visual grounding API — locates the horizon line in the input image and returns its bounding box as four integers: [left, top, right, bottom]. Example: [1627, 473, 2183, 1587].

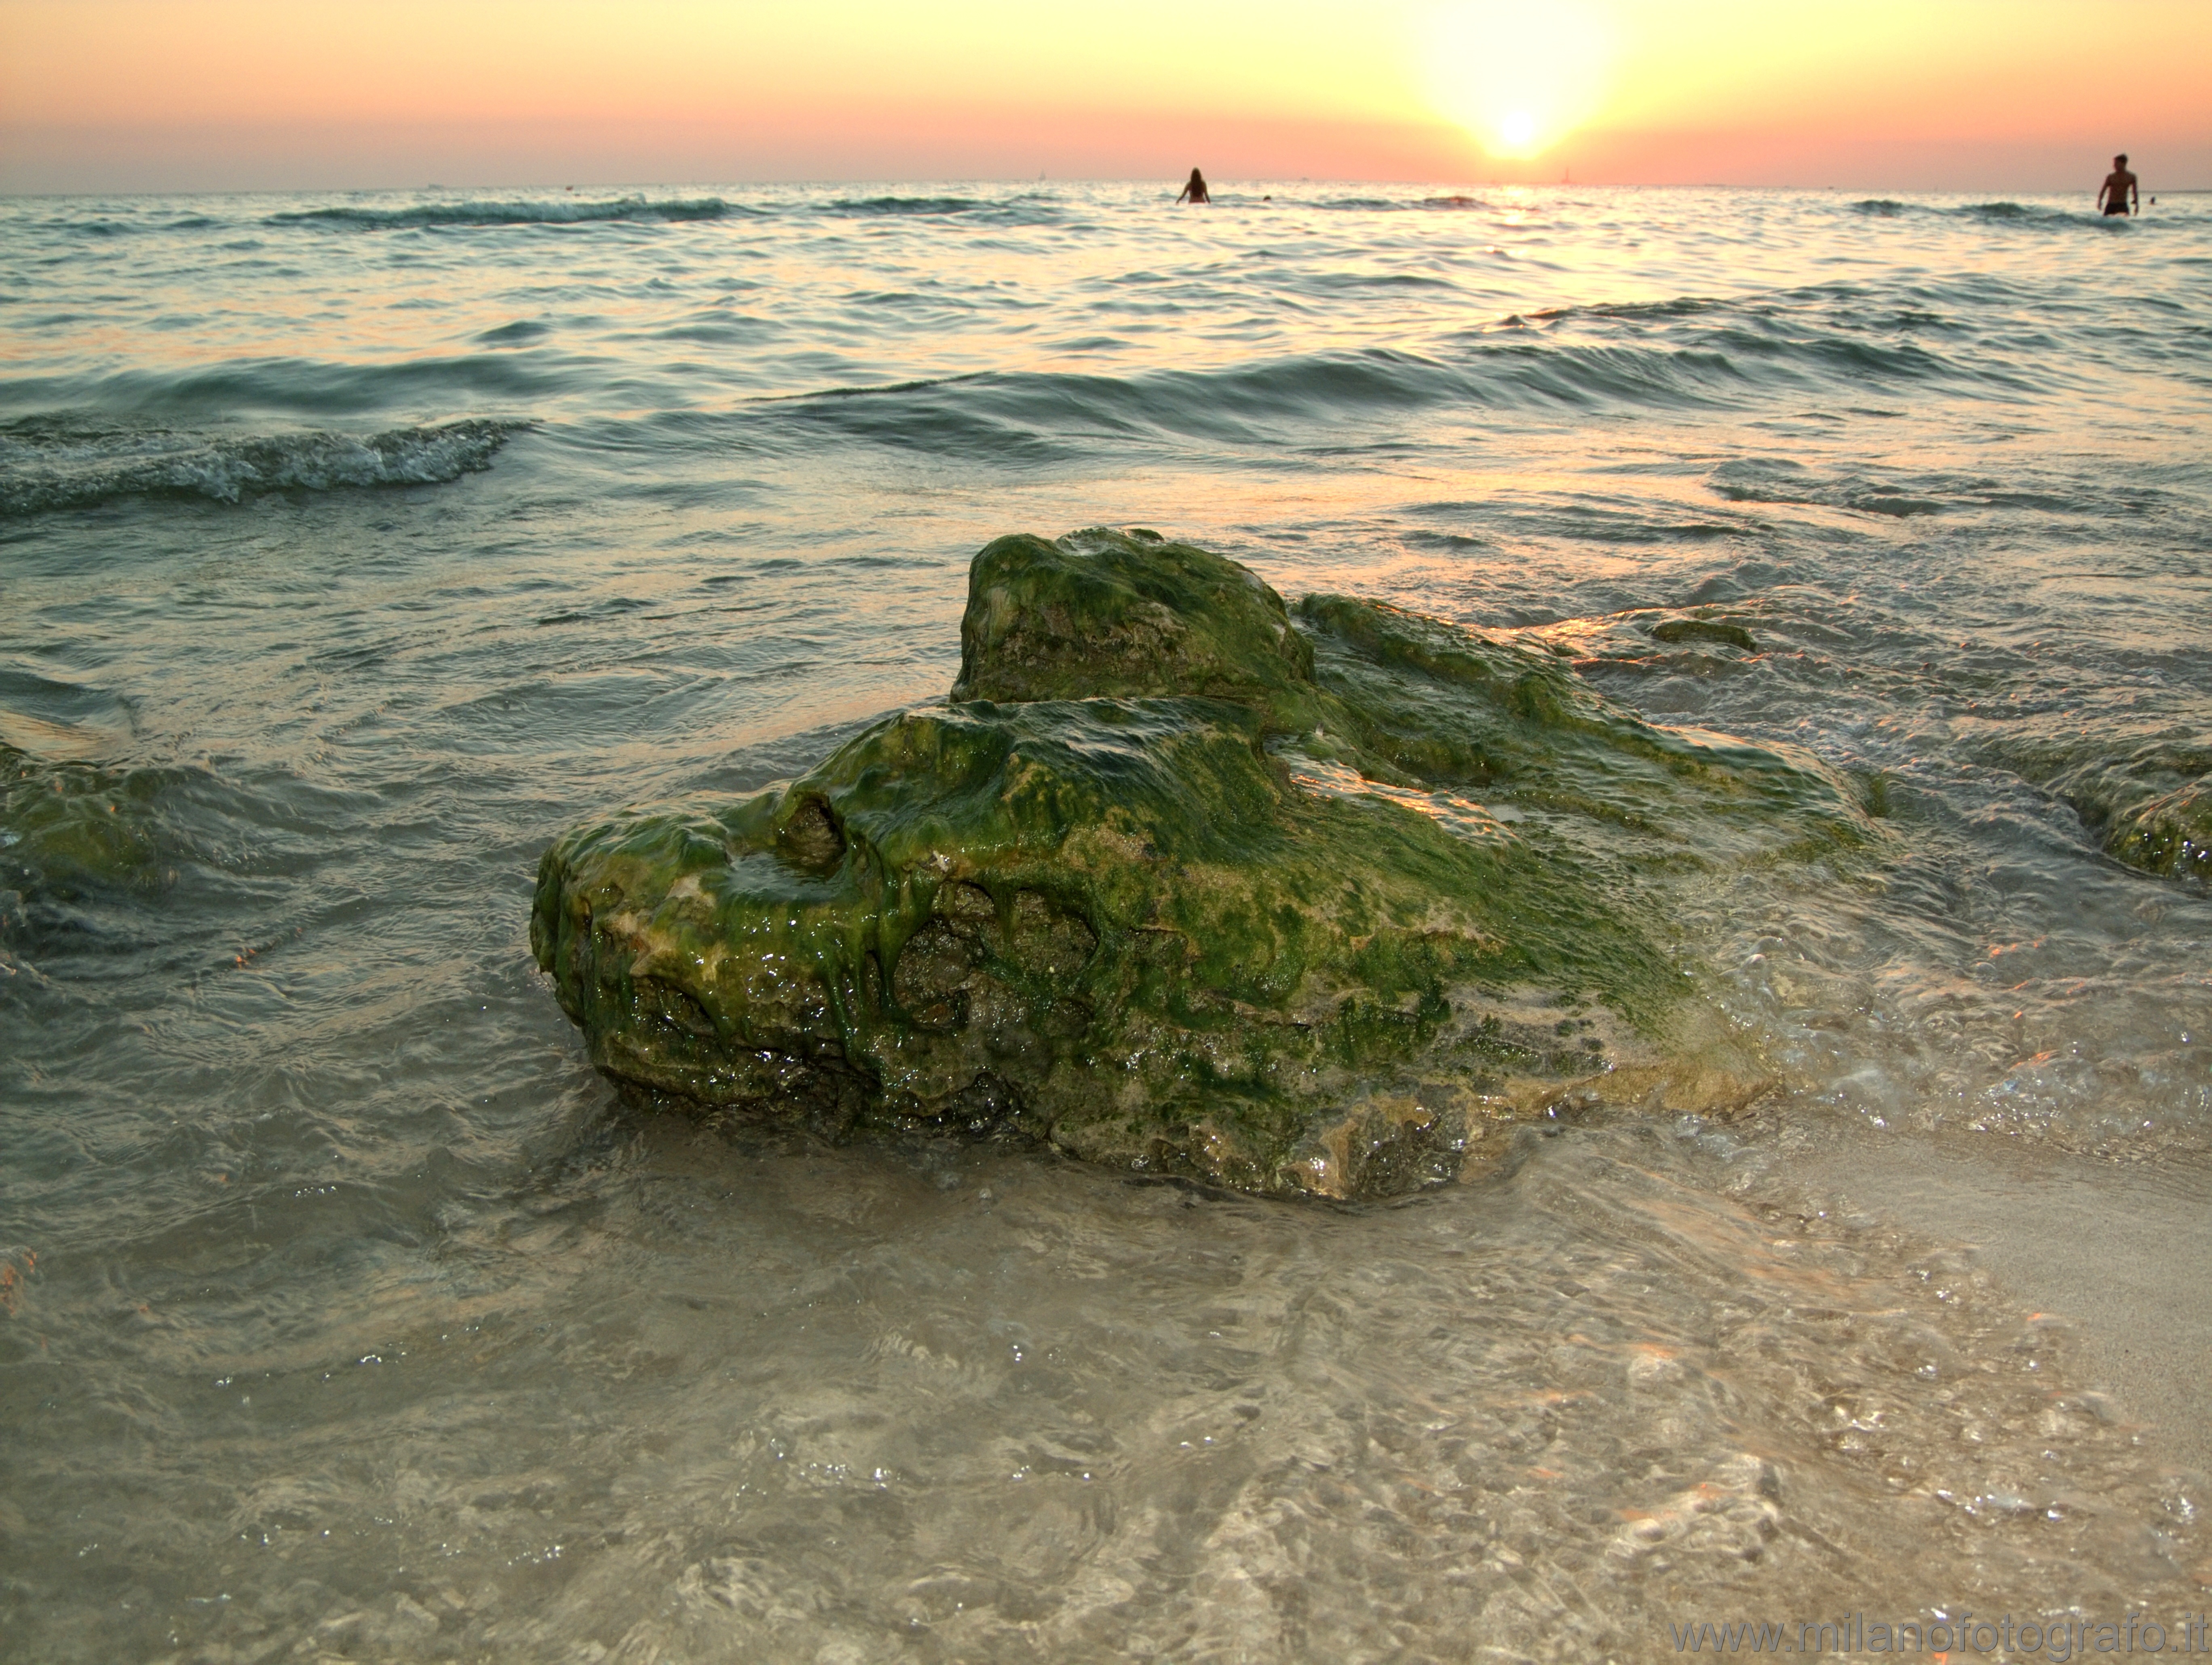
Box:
[6, 179, 2204, 201]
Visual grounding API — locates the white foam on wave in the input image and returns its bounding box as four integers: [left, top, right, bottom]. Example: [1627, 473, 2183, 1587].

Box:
[0, 417, 525, 514]
[269, 197, 737, 229]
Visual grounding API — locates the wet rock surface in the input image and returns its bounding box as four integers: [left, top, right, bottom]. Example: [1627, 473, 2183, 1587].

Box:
[2049, 742, 2212, 885]
[532, 529, 1876, 1196]
[0, 745, 172, 899]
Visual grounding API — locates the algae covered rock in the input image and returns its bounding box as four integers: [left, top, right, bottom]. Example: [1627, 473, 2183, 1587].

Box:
[1, 744, 173, 900]
[2108, 782, 2212, 883]
[2045, 741, 2212, 885]
[532, 529, 1873, 1197]
[1648, 616, 1758, 652]
[952, 527, 1314, 709]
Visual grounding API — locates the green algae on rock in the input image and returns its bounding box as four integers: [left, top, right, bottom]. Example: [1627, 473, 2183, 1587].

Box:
[1648, 616, 1758, 652]
[532, 529, 1876, 1198]
[2108, 783, 2212, 883]
[2045, 741, 2212, 885]
[1, 744, 174, 900]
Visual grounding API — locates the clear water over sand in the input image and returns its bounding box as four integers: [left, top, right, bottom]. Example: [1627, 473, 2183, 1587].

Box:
[2, 182, 2209, 1659]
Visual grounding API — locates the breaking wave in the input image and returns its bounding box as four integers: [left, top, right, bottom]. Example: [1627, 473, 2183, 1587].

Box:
[816, 194, 1069, 225]
[269, 197, 741, 230]
[1850, 197, 2126, 229]
[822, 195, 994, 217]
[0, 417, 526, 514]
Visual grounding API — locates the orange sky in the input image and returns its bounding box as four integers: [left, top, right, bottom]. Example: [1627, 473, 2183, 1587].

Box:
[3, 0, 2206, 192]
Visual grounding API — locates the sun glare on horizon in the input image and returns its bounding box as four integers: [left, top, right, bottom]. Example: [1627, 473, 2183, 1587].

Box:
[1419, 0, 1615, 160]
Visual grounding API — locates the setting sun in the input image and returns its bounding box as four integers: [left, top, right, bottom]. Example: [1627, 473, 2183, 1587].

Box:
[1418, 0, 1615, 160]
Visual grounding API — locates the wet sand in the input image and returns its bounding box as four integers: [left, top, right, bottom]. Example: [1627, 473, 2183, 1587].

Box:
[1800, 1125, 2212, 1479]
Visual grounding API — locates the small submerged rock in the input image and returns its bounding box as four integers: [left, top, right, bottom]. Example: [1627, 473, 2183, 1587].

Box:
[2037, 740, 2212, 885]
[532, 529, 1874, 1197]
[1648, 615, 1759, 652]
[2111, 782, 2212, 882]
[0, 744, 173, 899]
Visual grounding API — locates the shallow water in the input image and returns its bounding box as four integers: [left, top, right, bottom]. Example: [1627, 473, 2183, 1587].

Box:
[2, 181, 2210, 1660]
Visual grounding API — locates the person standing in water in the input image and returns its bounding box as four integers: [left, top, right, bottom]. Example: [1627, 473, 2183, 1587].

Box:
[1176, 167, 1210, 204]
[2098, 154, 2139, 217]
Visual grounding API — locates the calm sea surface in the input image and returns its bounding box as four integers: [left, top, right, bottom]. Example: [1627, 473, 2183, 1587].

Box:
[3, 182, 2210, 1660]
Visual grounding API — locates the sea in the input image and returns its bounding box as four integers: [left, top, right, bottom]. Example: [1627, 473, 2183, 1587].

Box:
[2, 181, 2208, 1662]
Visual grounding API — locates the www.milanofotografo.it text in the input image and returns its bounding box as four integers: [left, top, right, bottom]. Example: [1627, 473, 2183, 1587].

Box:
[1667, 1612, 2212, 1655]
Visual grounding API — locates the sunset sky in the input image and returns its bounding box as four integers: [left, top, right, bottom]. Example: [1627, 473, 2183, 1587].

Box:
[3, 0, 2206, 194]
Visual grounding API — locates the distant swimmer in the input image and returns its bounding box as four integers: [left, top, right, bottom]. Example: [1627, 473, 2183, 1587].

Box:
[1176, 168, 1211, 205]
[2098, 154, 2139, 217]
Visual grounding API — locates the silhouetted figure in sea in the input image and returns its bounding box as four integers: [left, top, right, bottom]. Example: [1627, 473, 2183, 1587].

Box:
[2099, 154, 2139, 217]
[1176, 168, 1211, 205]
